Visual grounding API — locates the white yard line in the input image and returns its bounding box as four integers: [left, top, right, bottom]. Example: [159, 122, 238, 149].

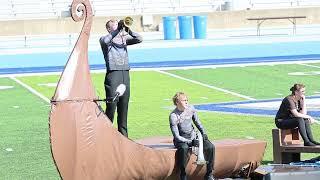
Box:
[10, 77, 50, 104]
[0, 71, 62, 78]
[4, 61, 319, 102]
[156, 70, 255, 100]
[299, 63, 320, 69]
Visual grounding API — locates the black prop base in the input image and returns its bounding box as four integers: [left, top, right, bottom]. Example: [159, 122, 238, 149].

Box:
[251, 165, 320, 180]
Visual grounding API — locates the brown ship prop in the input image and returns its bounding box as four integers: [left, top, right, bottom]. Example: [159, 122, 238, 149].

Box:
[49, 0, 267, 179]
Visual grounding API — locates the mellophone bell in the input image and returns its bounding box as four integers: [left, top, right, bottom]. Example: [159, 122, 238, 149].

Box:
[118, 16, 133, 29]
[118, 16, 134, 36]
[194, 130, 207, 165]
[123, 16, 133, 27]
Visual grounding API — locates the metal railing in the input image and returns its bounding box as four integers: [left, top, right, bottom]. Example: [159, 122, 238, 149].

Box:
[0, 33, 98, 49]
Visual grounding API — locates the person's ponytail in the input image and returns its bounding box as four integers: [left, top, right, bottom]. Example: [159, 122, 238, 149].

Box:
[290, 83, 305, 95]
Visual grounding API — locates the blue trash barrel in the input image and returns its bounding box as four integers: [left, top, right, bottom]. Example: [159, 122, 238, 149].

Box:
[193, 15, 207, 39]
[162, 16, 177, 40]
[178, 16, 192, 39]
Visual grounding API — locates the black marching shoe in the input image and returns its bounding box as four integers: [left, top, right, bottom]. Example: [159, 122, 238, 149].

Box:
[304, 141, 316, 146]
[204, 174, 215, 180]
[311, 140, 320, 145]
[180, 172, 187, 180]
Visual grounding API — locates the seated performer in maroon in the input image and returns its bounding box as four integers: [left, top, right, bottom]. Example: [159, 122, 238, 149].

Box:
[275, 83, 320, 146]
[169, 92, 215, 180]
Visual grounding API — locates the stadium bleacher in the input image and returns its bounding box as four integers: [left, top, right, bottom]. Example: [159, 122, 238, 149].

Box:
[0, 0, 226, 20]
[92, 0, 137, 16]
[137, 0, 225, 14]
[249, 0, 320, 10]
[1, 0, 320, 21]
[0, 0, 319, 38]
[0, 0, 58, 20]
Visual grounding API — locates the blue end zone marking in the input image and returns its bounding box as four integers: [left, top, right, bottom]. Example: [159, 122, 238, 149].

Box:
[1, 54, 320, 75]
[194, 96, 320, 117]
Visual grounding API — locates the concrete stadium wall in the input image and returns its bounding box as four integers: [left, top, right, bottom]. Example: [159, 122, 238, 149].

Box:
[0, 7, 320, 36]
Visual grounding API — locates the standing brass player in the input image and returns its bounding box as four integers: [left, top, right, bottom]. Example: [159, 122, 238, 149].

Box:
[99, 17, 142, 137]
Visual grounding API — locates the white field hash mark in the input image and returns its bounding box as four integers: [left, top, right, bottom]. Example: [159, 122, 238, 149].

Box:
[0, 86, 13, 90]
[156, 70, 255, 100]
[10, 77, 50, 104]
[299, 63, 320, 69]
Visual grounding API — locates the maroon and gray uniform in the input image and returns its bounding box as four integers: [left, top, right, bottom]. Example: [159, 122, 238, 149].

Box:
[99, 29, 142, 137]
[169, 105, 214, 180]
[169, 105, 205, 145]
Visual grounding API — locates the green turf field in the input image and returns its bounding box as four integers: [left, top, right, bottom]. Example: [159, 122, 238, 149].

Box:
[1, 62, 320, 179]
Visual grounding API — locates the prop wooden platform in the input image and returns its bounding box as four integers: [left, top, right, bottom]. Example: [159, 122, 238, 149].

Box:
[136, 136, 267, 178]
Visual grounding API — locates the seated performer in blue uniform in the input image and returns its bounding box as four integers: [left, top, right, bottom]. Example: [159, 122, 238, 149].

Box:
[169, 92, 215, 180]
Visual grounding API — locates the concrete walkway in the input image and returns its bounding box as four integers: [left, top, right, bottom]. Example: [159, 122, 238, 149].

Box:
[1, 24, 320, 54]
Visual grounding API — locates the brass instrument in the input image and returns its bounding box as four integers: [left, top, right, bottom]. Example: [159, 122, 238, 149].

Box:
[195, 130, 207, 165]
[123, 16, 133, 27]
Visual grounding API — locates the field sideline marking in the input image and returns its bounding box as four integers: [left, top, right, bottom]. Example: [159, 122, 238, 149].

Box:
[299, 63, 320, 69]
[155, 70, 255, 100]
[10, 77, 50, 104]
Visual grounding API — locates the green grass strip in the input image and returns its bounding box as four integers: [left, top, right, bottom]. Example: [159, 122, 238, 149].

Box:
[0, 77, 59, 179]
[167, 64, 320, 99]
